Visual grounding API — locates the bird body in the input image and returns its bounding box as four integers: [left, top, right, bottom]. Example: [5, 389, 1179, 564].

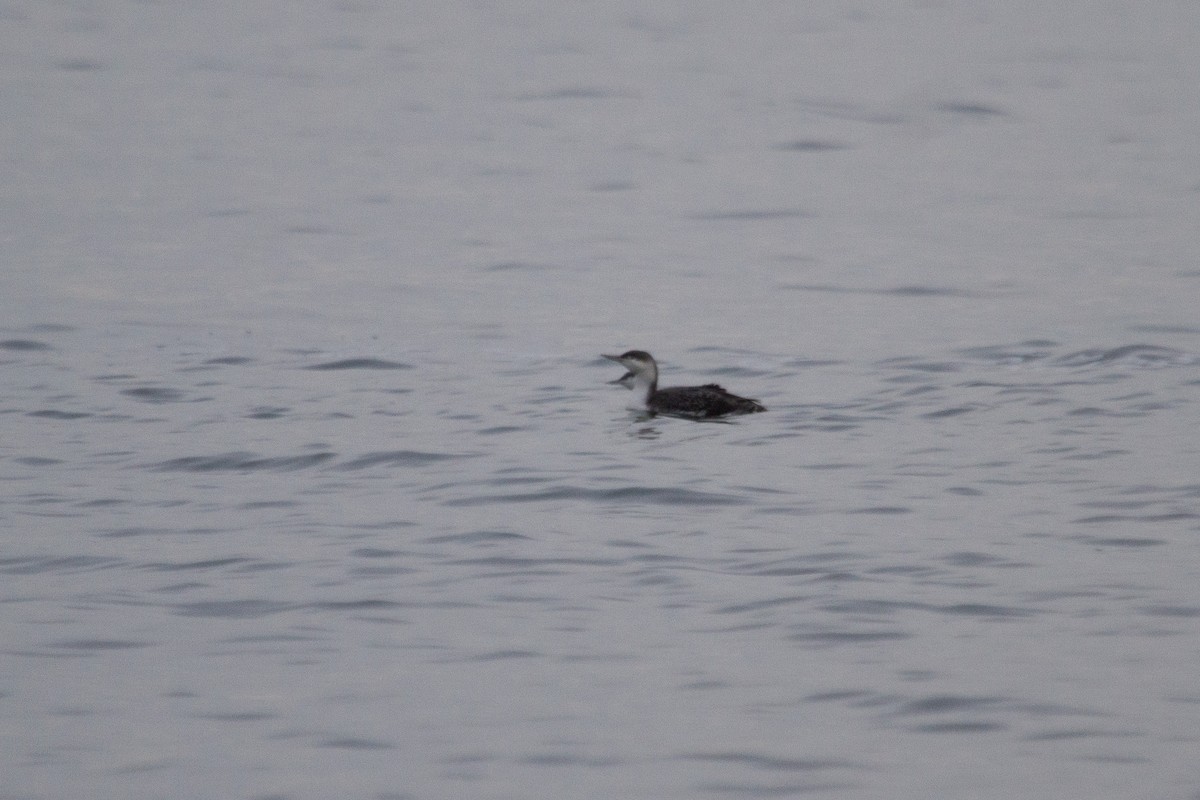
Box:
[603, 350, 765, 419]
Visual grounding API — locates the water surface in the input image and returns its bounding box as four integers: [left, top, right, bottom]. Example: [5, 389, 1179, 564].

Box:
[3, 3, 1199, 799]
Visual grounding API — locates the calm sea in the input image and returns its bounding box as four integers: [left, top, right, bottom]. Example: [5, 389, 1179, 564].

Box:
[3, 3, 1198, 798]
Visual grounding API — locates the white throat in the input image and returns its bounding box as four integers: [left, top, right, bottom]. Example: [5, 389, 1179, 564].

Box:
[627, 371, 655, 408]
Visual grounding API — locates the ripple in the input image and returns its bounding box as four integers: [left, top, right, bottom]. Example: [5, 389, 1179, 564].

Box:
[784, 284, 971, 298]
[1054, 344, 1189, 368]
[677, 752, 854, 771]
[484, 261, 555, 272]
[693, 780, 851, 795]
[140, 557, 255, 571]
[102, 526, 228, 539]
[942, 551, 1030, 568]
[303, 358, 413, 370]
[0, 339, 52, 351]
[196, 711, 276, 722]
[1073, 512, 1196, 524]
[1023, 728, 1132, 741]
[48, 639, 151, 652]
[151, 451, 336, 472]
[318, 737, 396, 750]
[446, 555, 619, 571]
[56, 58, 106, 72]
[422, 530, 531, 545]
[340, 450, 473, 469]
[14, 456, 62, 466]
[468, 649, 540, 661]
[478, 425, 525, 435]
[936, 101, 1008, 117]
[246, 406, 288, 419]
[714, 595, 810, 614]
[1074, 536, 1167, 547]
[790, 630, 910, 644]
[912, 721, 1007, 733]
[444, 485, 746, 507]
[0, 555, 125, 575]
[821, 599, 928, 615]
[309, 599, 405, 612]
[876, 357, 959, 372]
[772, 139, 850, 152]
[516, 86, 626, 101]
[351, 548, 406, 558]
[517, 751, 621, 766]
[24, 324, 75, 333]
[692, 209, 808, 221]
[922, 405, 979, 419]
[121, 386, 188, 403]
[1140, 605, 1200, 618]
[203, 356, 254, 365]
[173, 600, 296, 618]
[897, 694, 1006, 714]
[936, 603, 1033, 618]
[957, 341, 1057, 365]
[27, 409, 92, 420]
[730, 555, 862, 579]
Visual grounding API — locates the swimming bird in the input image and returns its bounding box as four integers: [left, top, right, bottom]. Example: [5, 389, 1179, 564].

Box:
[603, 350, 766, 418]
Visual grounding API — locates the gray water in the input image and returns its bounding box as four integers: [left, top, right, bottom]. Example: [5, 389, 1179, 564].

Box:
[3, 3, 1200, 799]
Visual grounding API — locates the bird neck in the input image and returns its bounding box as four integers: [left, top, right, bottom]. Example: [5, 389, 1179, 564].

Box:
[632, 371, 657, 404]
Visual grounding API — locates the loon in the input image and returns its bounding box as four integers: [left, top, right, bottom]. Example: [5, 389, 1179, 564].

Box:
[603, 350, 766, 418]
